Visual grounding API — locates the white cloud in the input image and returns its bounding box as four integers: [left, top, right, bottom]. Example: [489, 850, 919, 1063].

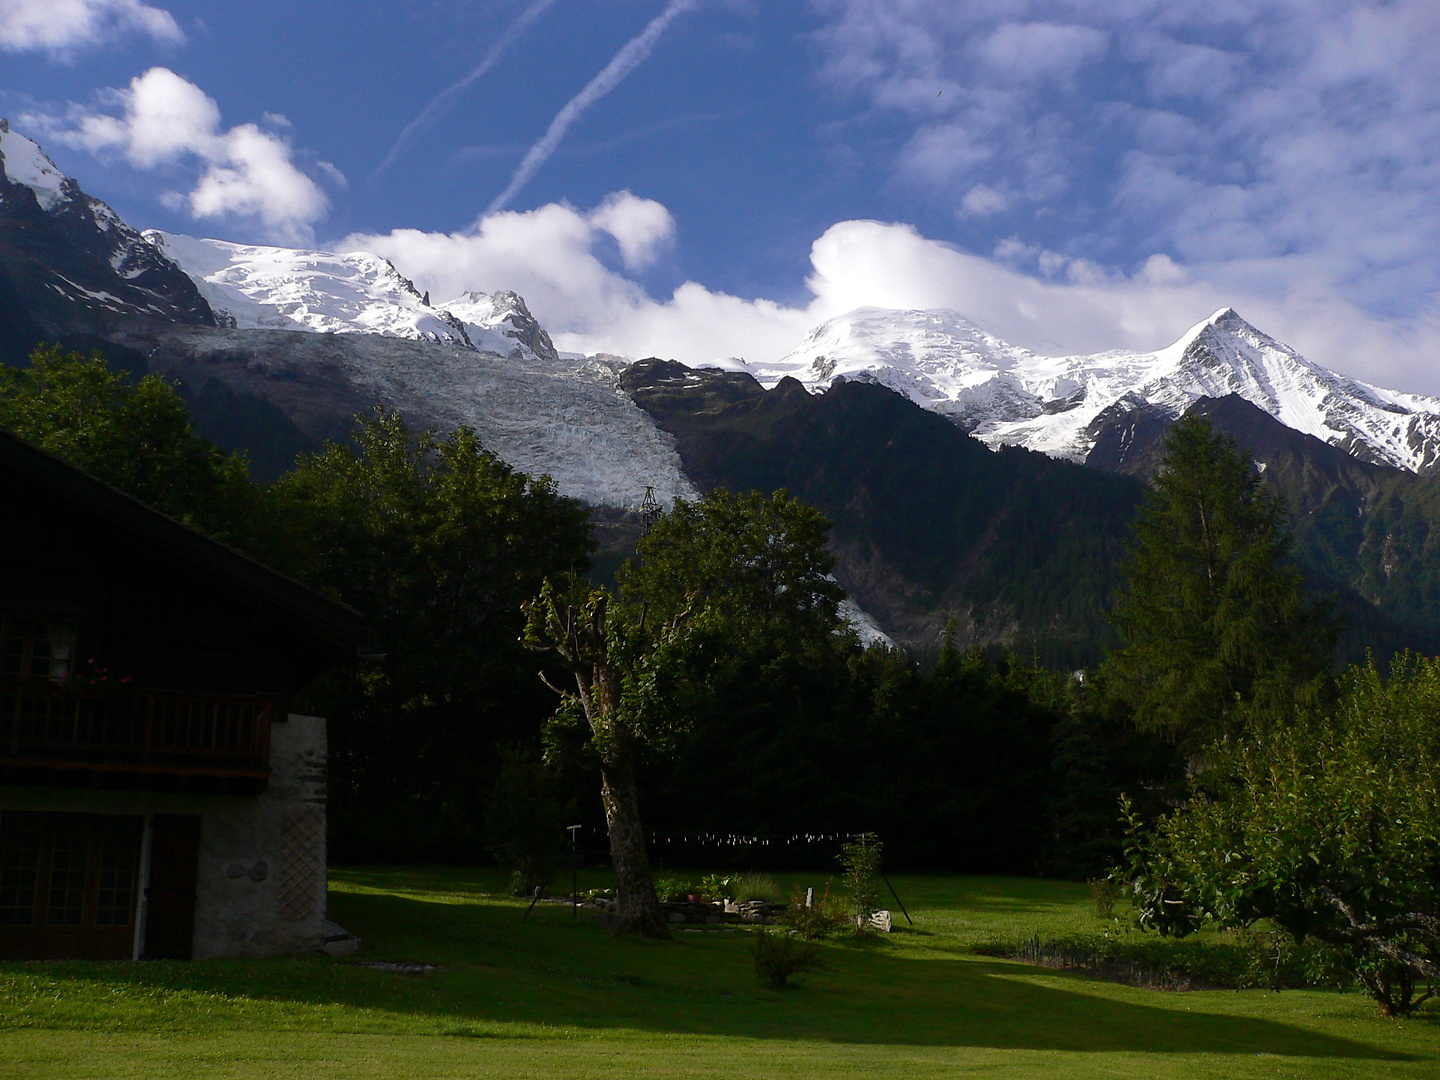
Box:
[36, 67, 331, 242]
[808, 0, 1440, 341]
[979, 22, 1107, 83]
[589, 191, 675, 270]
[343, 196, 1440, 395]
[0, 0, 182, 55]
[960, 184, 1007, 216]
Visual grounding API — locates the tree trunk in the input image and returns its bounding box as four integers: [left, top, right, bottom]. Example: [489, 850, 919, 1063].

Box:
[600, 754, 668, 939]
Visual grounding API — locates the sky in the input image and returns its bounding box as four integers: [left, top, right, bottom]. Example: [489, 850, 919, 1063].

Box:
[2, 0, 1438, 391]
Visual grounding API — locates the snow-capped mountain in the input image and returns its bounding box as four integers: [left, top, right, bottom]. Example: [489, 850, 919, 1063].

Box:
[746, 307, 1440, 474]
[147, 232, 558, 363]
[0, 120, 214, 335]
[0, 121, 689, 509]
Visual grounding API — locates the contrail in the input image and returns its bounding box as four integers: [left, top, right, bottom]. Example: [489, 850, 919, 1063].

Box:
[481, 0, 698, 219]
[369, 0, 562, 186]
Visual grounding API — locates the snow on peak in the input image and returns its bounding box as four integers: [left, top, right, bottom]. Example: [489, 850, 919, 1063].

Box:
[747, 306, 1440, 473]
[442, 288, 558, 364]
[752, 307, 1048, 429]
[0, 119, 70, 211]
[149, 231, 559, 362]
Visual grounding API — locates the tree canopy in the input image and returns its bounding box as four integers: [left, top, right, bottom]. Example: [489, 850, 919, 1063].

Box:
[0, 344, 266, 547]
[272, 410, 594, 858]
[1120, 653, 1440, 1015]
[1102, 413, 1336, 747]
[617, 488, 845, 641]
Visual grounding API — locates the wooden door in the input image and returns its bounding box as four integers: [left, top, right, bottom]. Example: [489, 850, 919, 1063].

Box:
[0, 811, 143, 960]
[142, 814, 199, 959]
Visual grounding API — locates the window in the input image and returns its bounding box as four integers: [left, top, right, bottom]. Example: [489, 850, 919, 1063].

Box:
[0, 813, 143, 960]
[0, 617, 77, 682]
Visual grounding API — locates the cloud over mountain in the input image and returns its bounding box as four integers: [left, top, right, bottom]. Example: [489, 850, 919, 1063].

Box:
[344, 197, 1440, 395]
[29, 67, 334, 243]
[809, 0, 1440, 377]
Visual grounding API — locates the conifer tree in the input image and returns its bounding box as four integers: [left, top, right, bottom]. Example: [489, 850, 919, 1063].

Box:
[1102, 413, 1335, 749]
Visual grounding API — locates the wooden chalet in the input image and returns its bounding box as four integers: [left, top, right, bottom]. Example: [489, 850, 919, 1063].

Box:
[0, 429, 361, 959]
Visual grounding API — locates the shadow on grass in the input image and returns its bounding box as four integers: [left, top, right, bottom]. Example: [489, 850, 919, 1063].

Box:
[6, 886, 1412, 1061]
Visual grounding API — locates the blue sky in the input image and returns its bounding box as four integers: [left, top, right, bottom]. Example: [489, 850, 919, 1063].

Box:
[3, 0, 1438, 391]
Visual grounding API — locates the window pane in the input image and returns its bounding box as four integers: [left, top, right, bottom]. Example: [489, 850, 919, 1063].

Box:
[0, 815, 43, 926]
[94, 819, 140, 927]
[45, 821, 88, 926]
[0, 617, 79, 682]
[45, 624, 76, 681]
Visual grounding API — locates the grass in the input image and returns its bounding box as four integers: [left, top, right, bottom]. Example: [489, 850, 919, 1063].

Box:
[3, 867, 1440, 1078]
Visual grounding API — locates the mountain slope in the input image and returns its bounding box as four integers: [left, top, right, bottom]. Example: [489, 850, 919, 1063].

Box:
[622, 359, 1145, 662]
[0, 122, 690, 507]
[747, 307, 1440, 474]
[0, 120, 215, 357]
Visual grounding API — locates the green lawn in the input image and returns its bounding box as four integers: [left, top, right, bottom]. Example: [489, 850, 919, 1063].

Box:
[3, 867, 1439, 1078]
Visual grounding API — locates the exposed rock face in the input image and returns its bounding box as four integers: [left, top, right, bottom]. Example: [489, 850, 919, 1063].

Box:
[0, 120, 216, 349]
[443, 289, 560, 364]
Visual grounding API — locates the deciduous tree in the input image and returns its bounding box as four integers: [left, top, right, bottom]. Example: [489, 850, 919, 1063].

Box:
[274, 410, 593, 858]
[0, 343, 265, 547]
[1120, 653, 1440, 1015]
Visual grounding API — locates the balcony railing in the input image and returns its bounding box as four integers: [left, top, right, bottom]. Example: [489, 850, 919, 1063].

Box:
[0, 680, 272, 776]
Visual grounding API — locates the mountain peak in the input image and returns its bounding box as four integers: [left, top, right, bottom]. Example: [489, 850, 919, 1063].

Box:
[0, 119, 71, 212]
[0, 121, 215, 337]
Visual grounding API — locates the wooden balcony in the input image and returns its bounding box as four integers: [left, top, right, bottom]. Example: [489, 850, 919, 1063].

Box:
[0, 680, 272, 786]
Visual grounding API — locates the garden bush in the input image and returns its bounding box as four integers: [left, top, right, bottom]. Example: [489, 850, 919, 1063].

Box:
[752, 929, 825, 988]
[780, 886, 849, 940]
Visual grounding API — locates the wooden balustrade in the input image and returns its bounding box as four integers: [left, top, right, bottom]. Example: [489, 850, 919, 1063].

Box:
[0, 680, 272, 775]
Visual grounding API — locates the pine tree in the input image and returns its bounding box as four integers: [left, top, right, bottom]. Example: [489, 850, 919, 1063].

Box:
[1102, 414, 1335, 748]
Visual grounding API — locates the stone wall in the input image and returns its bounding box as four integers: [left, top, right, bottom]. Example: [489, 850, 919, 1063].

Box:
[0, 713, 328, 958]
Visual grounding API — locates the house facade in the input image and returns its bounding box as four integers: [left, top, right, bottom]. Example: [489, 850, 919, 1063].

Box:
[0, 431, 360, 959]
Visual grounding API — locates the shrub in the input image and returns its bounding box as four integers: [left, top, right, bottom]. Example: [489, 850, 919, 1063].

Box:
[839, 834, 883, 934]
[978, 931, 1350, 992]
[730, 872, 780, 903]
[652, 878, 698, 903]
[752, 929, 824, 988]
[780, 886, 849, 940]
[1089, 877, 1120, 923]
[699, 873, 735, 901]
[1119, 654, 1440, 1015]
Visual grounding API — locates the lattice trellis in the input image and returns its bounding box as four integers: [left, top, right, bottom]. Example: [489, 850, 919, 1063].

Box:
[277, 804, 324, 921]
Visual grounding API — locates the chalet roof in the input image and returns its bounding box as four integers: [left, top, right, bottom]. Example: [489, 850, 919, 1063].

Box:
[0, 427, 362, 653]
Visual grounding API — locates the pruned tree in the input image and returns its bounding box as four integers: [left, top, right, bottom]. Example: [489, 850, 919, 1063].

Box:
[523, 488, 848, 937]
[522, 583, 694, 938]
